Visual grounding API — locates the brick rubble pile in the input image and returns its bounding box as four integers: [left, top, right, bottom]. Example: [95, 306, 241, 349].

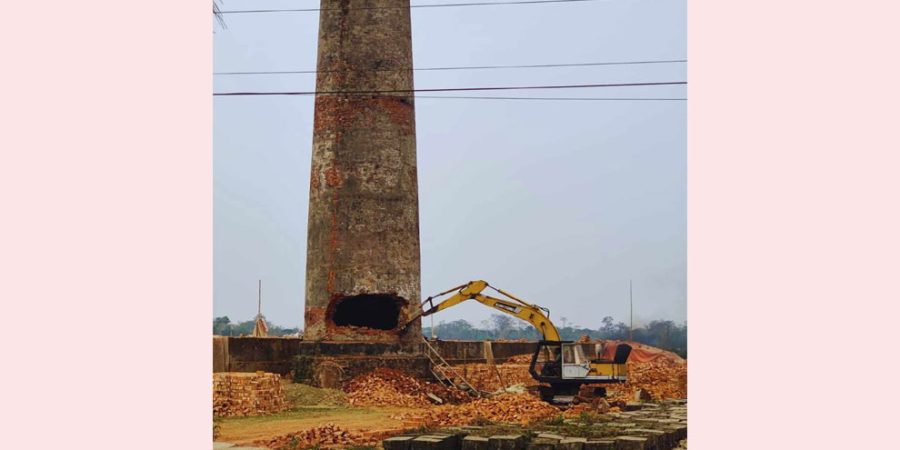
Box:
[392, 393, 559, 427]
[504, 353, 535, 364]
[213, 372, 288, 417]
[459, 363, 537, 393]
[459, 341, 687, 404]
[256, 423, 373, 450]
[344, 368, 471, 407]
[606, 358, 687, 404]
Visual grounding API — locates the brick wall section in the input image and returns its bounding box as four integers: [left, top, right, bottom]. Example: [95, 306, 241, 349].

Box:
[212, 338, 541, 375]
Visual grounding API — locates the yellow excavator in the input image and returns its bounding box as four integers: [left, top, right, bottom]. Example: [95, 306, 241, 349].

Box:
[400, 280, 632, 404]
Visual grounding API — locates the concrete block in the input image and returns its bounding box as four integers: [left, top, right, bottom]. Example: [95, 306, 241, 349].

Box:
[662, 429, 681, 449]
[462, 436, 490, 450]
[614, 436, 648, 450]
[536, 433, 565, 442]
[583, 440, 616, 450]
[433, 433, 462, 449]
[412, 435, 454, 450]
[601, 422, 636, 429]
[634, 418, 659, 425]
[656, 419, 680, 425]
[489, 434, 526, 450]
[384, 435, 415, 450]
[663, 425, 687, 442]
[624, 429, 666, 450]
[558, 437, 587, 450]
[526, 440, 559, 450]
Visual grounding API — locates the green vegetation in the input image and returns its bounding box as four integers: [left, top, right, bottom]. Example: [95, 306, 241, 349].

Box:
[292, 356, 316, 384]
[282, 382, 347, 408]
[545, 415, 566, 426]
[213, 316, 299, 337]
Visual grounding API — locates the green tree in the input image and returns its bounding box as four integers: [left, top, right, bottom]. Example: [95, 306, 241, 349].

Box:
[213, 316, 232, 335]
[490, 314, 516, 339]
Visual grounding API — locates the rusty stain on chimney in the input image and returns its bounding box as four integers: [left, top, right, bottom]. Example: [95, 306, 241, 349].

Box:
[304, 0, 422, 347]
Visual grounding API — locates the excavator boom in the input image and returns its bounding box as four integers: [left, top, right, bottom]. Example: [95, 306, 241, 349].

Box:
[404, 280, 561, 341]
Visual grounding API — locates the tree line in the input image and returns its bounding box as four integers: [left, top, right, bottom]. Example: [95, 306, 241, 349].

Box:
[213, 316, 300, 337]
[422, 315, 687, 358]
[212, 314, 686, 358]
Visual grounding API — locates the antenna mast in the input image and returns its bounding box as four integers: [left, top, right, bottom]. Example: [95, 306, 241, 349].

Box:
[629, 279, 633, 341]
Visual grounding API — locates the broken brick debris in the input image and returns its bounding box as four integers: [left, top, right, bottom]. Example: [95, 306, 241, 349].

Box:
[392, 393, 560, 427]
[256, 423, 374, 450]
[345, 368, 472, 407]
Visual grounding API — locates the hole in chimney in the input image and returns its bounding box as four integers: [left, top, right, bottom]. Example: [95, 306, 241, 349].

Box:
[329, 294, 404, 330]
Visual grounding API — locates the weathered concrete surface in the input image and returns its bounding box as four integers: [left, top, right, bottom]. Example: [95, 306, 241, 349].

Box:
[304, 0, 422, 347]
[384, 436, 415, 450]
[488, 435, 526, 450]
[584, 440, 616, 450]
[380, 401, 687, 450]
[212, 337, 540, 375]
[463, 436, 491, 450]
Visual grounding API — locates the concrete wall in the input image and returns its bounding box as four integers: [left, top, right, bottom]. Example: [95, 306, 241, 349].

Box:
[212, 337, 539, 375]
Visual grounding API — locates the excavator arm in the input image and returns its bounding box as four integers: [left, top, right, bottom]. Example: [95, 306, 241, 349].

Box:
[402, 280, 561, 341]
[403, 279, 630, 405]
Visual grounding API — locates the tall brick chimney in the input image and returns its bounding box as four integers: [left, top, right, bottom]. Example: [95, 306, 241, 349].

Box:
[303, 0, 422, 347]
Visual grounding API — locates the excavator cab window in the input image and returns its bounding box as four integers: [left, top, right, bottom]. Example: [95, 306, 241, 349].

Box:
[561, 343, 591, 379]
[534, 343, 562, 377]
[562, 344, 588, 364]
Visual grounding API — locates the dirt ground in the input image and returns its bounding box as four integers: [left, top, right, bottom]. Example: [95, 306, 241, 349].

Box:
[214, 343, 687, 448]
[216, 404, 426, 446]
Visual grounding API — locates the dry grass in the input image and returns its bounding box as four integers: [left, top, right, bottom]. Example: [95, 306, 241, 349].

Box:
[282, 381, 347, 408]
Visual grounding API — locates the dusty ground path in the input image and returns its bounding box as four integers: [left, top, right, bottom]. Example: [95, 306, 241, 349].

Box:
[217, 405, 426, 446]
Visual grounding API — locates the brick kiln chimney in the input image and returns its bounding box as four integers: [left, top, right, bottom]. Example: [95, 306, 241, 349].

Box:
[304, 0, 422, 346]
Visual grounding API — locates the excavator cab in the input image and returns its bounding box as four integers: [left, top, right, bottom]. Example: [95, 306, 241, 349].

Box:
[530, 340, 632, 403]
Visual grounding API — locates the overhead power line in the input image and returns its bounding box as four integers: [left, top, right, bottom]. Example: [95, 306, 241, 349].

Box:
[415, 96, 687, 101]
[214, 59, 687, 76]
[220, 0, 606, 14]
[213, 81, 687, 96]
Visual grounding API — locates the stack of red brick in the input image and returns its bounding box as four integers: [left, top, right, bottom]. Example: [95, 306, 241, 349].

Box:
[213, 372, 288, 417]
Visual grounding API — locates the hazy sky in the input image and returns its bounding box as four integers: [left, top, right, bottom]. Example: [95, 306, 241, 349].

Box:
[213, 0, 686, 329]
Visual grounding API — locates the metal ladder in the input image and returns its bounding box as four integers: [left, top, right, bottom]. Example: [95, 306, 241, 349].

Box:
[421, 338, 482, 397]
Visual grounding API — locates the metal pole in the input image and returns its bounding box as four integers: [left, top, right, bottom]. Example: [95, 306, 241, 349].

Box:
[629, 279, 633, 341]
[258, 279, 262, 316]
